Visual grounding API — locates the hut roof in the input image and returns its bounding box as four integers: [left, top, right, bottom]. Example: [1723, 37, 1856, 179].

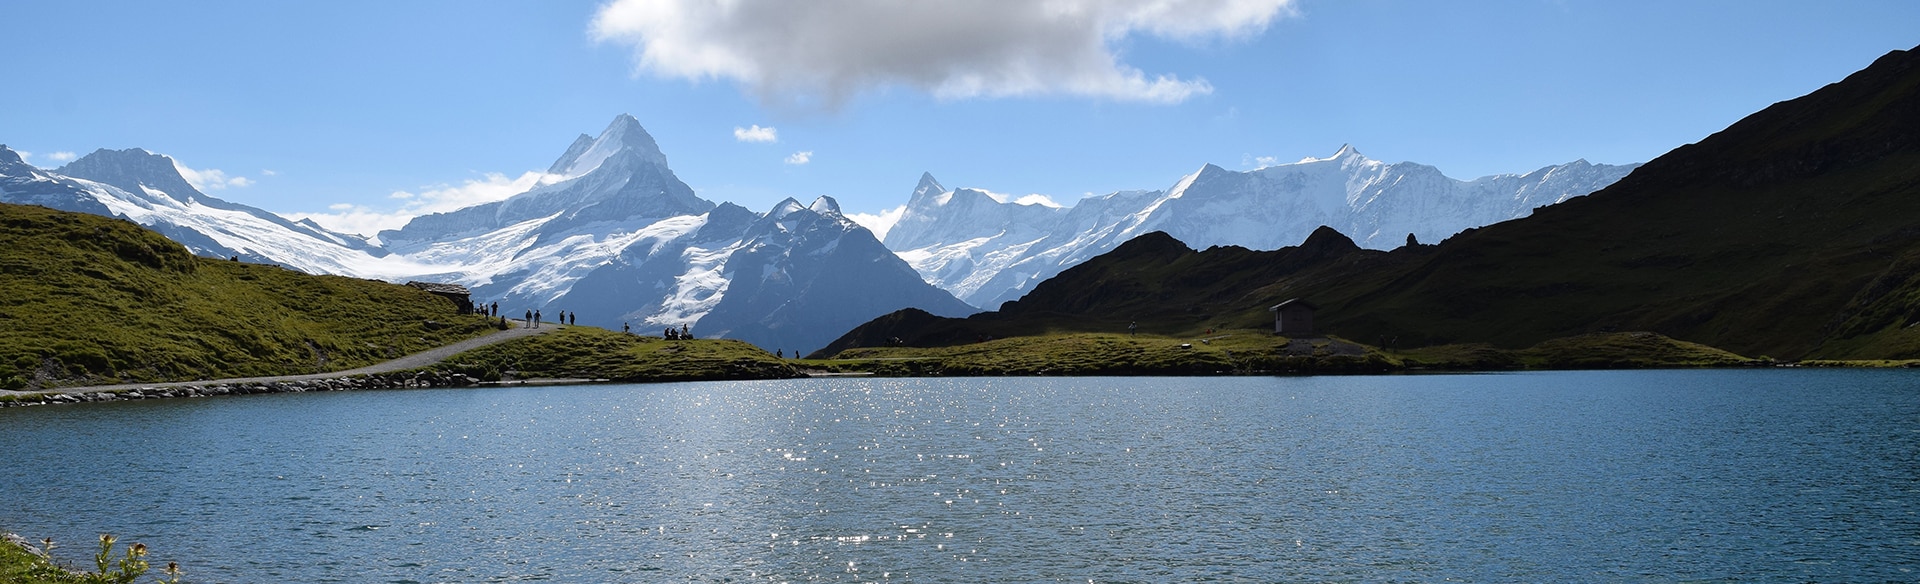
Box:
[1269, 298, 1317, 312]
[406, 281, 471, 296]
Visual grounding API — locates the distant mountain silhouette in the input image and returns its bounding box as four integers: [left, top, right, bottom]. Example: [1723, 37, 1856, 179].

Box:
[820, 44, 1920, 361]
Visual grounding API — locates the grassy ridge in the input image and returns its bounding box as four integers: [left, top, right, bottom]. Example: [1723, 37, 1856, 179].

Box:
[812, 330, 1754, 376]
[437, 327, 798, 382]
[0, 203, 497, 389]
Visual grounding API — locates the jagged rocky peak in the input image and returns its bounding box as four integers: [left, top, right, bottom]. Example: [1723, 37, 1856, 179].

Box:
[809, 195, 842, 216]
[910, 172, 945, 202]
[546, 134, 596, 174]
[770, 197, 806, 216]
[0, 145, 31, 172]
[547, 113, 671, 177]
[58, 148, 203, 200]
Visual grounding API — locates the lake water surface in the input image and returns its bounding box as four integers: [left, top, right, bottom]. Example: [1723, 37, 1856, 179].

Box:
[2, 370, 1917, 582]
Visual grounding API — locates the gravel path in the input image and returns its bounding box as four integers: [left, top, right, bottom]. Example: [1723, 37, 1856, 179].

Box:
[4, 321, 564, 396]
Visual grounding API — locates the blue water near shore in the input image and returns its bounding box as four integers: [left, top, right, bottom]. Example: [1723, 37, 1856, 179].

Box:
[2, 370, 1917, 582]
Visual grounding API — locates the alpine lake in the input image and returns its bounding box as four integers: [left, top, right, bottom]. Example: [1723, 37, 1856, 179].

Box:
[2, 370, 1916, 582]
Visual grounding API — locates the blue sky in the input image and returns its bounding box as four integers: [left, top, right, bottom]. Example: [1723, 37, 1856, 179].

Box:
[3, 1, 1916, 236]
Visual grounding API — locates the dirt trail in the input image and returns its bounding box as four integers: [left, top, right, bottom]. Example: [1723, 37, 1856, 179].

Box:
[4, 321, 565, 396]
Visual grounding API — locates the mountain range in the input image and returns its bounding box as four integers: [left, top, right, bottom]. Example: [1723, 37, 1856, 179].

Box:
[823, 44, 1920, 362]
[2, 115, 1634, 355]
[0, 116, 974, 355]
[883, 148, 1635, 308]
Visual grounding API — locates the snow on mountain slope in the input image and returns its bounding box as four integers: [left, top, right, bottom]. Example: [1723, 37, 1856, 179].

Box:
[0, 145, 410, 278]
[362, 115, 977, 354]
[5, 121, 1629, 354]
[378, 114, 711, 252]
[886, 146, 1639, 308]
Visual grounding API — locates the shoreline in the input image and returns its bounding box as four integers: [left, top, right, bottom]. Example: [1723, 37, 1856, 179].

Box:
[8, 360, 1909, 410]
[0, 373, 628, 409]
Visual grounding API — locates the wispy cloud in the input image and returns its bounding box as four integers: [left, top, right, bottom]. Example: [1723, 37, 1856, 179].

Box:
[733, 124, 778, 143]
[46, 151, 77, 163]
[261, 169, 278, 176]
[784, 151, 813, 165]
[592, 0, 1297, 109]
[173, 162, 254, 190]
[290, 171, 566, 236]
[846, 205, 906, 241]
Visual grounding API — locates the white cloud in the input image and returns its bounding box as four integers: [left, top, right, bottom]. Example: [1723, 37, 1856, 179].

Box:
[172, 162, 254, 191]
[591, 0, 1296, 108]
[846, 205, 907, 241]
[1012, 194, 1063, 208]
[47, 151, 77, 163]
[733, 124, 779, 143]
[260, 169, 278, 176]
[785, 151, 813, 165]
[1241, 154, 1282, 168]
[972, 188, 1065, 208]
[291, 170, 566, 236]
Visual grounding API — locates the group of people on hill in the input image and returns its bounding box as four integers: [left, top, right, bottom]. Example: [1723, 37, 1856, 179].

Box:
[622, 321, 693, 340]
[512, 308, 577, 329]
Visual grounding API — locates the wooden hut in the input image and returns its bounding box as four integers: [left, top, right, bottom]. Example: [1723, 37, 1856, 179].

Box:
[406, 281, 475, 314]
[1268, 298, 1317, 336]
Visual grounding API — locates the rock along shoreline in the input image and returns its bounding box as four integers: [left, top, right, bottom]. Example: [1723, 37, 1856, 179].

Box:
[0, 371, 486, 409]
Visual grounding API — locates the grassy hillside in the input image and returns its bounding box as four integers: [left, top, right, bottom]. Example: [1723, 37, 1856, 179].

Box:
[436, 327, 798, 382]
[1302, 45, 1920, 360]
[814, 329, 1395, 376]
[810, 329, 1748, 375]
[822, 46, 1920, 362]
[810, 229, 1417, 357]
[0, 203, 497, 389]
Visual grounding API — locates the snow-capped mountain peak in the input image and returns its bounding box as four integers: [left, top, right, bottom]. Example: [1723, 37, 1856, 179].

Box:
[884, 148, 1640, 308]
[0, 145, 32, 173]
[57, 148, 203, 204]
[809, 195, 842, 216]
[768, 197, 809, 220]
[548, 113, 669, 178]
[546, 134, 596, 174]
[381, 114, 712, 251]
[911, 172, 945, 202]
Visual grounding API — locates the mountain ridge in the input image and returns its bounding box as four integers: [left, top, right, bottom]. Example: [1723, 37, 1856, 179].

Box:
[885, 146, 1638, 308]
[820, 44, 1920, 361]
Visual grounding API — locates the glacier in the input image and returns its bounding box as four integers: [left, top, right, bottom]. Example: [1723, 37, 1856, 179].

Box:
[1, 117, 1637, 354]
[883, 145, 1639, 308]
[0, 115, 974, 355]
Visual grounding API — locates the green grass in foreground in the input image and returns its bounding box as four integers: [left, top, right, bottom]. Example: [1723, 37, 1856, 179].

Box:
[0, 533, 176, 584]
[436, 326, 798, 382]
[0, 203, 498, 389]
